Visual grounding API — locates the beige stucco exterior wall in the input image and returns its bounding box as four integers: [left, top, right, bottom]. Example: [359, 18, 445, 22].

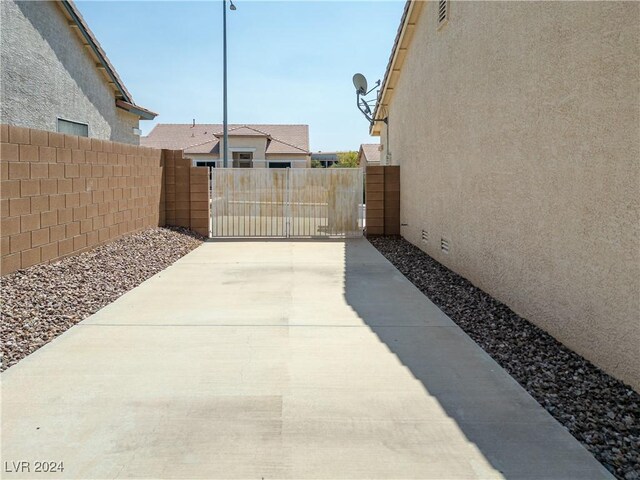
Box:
[0, 1, 141, 145]
[220, 136, 268, 164]
[382, 1, 640, 389]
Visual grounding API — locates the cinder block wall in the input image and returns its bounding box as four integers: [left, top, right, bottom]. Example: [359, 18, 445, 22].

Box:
[162, 149, 180, 227]
[1, 125, 164, 275]
[365, 165, 400, 236]
[162, 150, 209, 237]
[189, 166, 209, 237]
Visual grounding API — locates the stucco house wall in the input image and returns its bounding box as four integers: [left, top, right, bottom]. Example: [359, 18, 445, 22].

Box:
[188, 144, 310, 169]
[382, 1, 639, 389]
[0, 0, 140, 144]
[224, 138, 309, 168]
[221, 136, 268, 164]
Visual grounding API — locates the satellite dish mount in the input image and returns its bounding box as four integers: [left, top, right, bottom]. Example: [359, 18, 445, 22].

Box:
[352, 73, 385, 126]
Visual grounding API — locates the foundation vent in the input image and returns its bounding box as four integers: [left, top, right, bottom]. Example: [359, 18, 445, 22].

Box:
[440, 238, 450, 254]
[421, 230, 429, 243]
[438, 0, 449, 28]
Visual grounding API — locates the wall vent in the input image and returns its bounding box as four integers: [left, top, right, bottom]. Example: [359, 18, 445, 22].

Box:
[440, 238, 450, 253]
[421, 230, 429, 243]
[437, 0, 449, 28]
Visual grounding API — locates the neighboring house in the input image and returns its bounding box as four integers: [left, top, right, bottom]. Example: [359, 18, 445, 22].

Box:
[142, 124, 311, 168]
[311, 152, 339, 168]
[358, 144, 381, 167]
[371, 1, 639, 389]
[0, 0, 156, 145]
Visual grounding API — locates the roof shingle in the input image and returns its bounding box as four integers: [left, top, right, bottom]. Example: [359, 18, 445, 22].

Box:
[360, 143, 381, 164]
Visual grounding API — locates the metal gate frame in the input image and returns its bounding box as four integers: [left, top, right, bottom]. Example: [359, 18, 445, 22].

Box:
[209, 168, 363, 238]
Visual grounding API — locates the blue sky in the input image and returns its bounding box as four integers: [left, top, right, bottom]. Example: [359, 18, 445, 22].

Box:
[75, 1, 405, 152]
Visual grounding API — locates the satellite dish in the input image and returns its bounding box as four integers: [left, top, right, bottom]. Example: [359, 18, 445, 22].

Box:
[360, 99, 372, 116]
[353, 73, 368, 95]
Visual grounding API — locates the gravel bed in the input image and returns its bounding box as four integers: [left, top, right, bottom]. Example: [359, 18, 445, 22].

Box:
[1, 227, 205, 372]
[369, 236, 639, 480]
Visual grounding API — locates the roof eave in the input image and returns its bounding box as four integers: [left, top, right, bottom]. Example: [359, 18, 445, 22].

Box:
[115, 100, 158, 120]
[58, 1, 131, 101]
[58, 0, 158, 119]
[370, 0, 425, 136]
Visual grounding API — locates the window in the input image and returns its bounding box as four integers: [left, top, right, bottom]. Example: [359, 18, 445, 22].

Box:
[196, 161, 216, 168]
[437, 0, 448, 28]
[57, 118, 88, 137]
[232, 152, 253, 168]
[269, 162, 291, 169]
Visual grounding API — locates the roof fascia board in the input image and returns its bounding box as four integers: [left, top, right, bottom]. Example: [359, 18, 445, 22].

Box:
[370, 0, 424, 136]
[58, 0, 132, 103]
[115, 100, 158, 120]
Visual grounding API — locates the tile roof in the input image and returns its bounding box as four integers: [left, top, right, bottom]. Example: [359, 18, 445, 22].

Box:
[268, 138, 310, 155]
[213, 125, 271, 137]
[142, 124, 310, 155]
[185, 140, 220, 155]
[360, 143, 381, 164]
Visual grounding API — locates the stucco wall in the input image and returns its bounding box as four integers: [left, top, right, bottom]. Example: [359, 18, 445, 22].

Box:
[383, 1, 640, 389]
[0, 0, 140, 145]
[222, 136, 268, 161]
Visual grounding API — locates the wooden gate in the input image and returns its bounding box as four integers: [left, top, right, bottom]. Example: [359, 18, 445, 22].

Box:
[209, 168, 363, 238]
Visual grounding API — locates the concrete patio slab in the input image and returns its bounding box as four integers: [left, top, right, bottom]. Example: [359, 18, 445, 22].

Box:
[1, 239, 612, 479]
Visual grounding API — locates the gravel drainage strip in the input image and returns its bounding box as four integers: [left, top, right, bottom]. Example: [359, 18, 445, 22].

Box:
[368, 236, 639, 480]
[1, 227, 205, 372]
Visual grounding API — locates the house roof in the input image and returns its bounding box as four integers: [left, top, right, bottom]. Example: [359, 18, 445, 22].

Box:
[371, 0, 424, 136]
[213, 125, 271, 137]
[142, 124, 311, 155]
[359, 144, 381, 164]
[57, 0, 157, 120]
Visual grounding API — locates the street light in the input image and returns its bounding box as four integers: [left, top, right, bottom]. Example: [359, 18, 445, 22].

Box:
[223, 0, 236, 168]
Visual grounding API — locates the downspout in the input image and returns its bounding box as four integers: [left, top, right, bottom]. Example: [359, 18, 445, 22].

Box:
[385, 117, 390, 165]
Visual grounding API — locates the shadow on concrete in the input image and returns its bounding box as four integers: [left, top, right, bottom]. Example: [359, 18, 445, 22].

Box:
[341, 239, 611, 480]
[204, 237, 345, 243]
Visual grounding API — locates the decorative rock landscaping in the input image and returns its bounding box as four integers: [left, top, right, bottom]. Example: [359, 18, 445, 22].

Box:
[1, 227, 205, 372]
[369, 236, 639, 480]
